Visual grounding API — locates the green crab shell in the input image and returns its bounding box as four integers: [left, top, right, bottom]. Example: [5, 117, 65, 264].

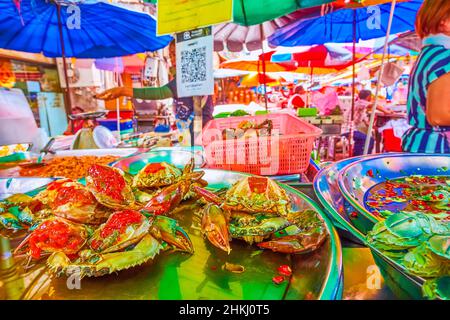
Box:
[403, 244, 448, 278]
[88, 213, 152, 253]
[422, 276, 450, 300]
[427, 234, 450, 260]
[132, 162, 182, 189]
[47, 234, 163, 278]
[224, 177, 290, 216]
[3, 194, 34, 207]
[367, 222, 421, 249]
[229, 216, 291, 239]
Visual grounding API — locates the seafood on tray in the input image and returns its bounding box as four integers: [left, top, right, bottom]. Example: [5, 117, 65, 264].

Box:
[222, 119, 273, 140]
[0, 159, 328, 278]
[367, 211, 450, 299]
[194, 176, 328, 255]
[14, 210, 193, 278]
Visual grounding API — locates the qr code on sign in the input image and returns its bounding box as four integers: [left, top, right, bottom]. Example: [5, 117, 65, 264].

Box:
[180, 46, 207, 83]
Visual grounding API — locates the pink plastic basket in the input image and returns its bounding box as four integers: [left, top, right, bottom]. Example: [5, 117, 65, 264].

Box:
[199, 113, 322, 176]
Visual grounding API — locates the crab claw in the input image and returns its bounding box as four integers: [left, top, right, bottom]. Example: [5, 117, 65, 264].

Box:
[257, 233, 327, 254]
[150, 215, 194, 254]
[201, 204, 231, 254]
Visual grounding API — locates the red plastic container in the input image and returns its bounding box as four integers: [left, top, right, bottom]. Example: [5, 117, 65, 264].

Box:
[382, 128, 403, 152]
[199, 113, 322, 176]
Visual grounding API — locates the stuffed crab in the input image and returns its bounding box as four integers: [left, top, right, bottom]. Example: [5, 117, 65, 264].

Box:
[0, 179, 113, 231]
[132, 162, 183, 189]
[86, 164, 136, 209]
[194, 176, 328, 254]
[15, 210, 193, 277]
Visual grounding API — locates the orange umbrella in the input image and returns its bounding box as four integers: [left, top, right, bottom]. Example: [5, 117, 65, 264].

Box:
[220, 58, 295, 72]
[239, 72, 285, 87]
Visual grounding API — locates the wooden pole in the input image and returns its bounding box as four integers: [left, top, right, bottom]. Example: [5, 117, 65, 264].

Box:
[364, 0, 398, 155]
[56, 3, 73, 132]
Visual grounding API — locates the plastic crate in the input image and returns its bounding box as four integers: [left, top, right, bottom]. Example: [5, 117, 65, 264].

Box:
[199, 113, 322, 176]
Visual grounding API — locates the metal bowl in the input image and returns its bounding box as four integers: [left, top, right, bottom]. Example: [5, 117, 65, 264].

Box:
[327, 153, 450, 299]
[338, 153, 450, 227]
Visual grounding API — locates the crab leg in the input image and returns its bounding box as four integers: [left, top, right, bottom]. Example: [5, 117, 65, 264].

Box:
[257, 233, 327, 254]
[143, 182, 188, 215]
[201, 204, 231, 254]
[192, 186, 223, 206]
[257, 210, 328, 254]
[47, 234, 162, 278]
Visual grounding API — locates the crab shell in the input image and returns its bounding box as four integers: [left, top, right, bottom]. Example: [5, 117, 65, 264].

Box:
[403, 243, 448, 277]
[132, 162, 183, 189]
[427, 234, 450, 260]
[223, 176, 290, 216]
[86, 165, 136, 209]
[15, 217, 89, 260]
[88, 209, 151, 253]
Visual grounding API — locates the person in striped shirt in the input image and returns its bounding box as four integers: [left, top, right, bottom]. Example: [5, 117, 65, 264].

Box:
[402, 0, 450, 153]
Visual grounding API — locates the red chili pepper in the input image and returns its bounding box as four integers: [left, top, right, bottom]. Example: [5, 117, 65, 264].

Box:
[366, 169, 374, 178]
[277, 265, 292, 277]
[272, 276, 285, 285]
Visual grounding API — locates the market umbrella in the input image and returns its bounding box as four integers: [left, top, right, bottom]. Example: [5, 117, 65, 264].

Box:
[0, 0, 172, 127]
[269, 0, 422, 155]
[239, 72, 285, 87]
[220, 56, 295, 108]
[262, 45, 360, 105]
[213, 4, 340, 52]
[269, 1, 421, 46]
[220, 58, 296, 73]
[145, 0, 335, 26]
[94, 54, 146, 74]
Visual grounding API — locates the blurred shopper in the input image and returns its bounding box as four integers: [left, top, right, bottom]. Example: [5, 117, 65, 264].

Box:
[402, 0, 450, 153]
[287, 85, 307, 109]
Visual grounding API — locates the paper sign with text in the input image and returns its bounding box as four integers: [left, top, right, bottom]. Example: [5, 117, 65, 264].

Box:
[157, 0, 232, 35]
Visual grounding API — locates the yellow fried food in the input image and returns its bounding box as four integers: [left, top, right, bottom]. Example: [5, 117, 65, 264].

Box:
[19, 156, 119, 179]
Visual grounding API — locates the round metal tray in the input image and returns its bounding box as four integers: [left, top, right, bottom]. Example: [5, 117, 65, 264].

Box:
[0, 153, 342, 300]
[315, 153, 448, 299]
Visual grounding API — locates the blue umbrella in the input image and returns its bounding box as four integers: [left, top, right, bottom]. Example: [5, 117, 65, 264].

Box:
[268, 0, 423, 46]
[0, 0, 172, 119]
[269, 0, 423, 157]
[0, 0, 172, 58]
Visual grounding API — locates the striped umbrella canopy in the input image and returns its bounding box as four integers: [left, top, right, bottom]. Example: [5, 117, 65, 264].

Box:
[0, 0, 172, 58]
